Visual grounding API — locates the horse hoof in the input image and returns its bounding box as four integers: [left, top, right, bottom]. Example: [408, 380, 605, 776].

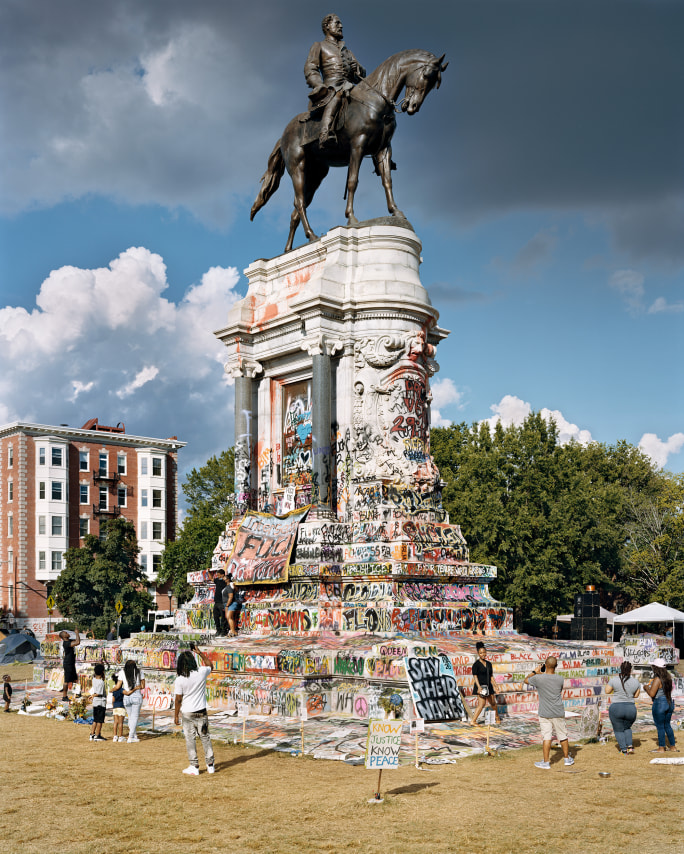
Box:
[307, 233, 319, 244]
[346, 216, 359, 226]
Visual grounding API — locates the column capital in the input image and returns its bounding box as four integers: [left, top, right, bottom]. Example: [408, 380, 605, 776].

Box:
[301, 335, 344, 357]
[225, 359, 263, 380]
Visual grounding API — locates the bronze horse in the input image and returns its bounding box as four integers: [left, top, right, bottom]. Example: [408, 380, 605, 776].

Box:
[251, 49, 447, 252]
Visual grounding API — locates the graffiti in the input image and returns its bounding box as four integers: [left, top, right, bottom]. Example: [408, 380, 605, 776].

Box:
[365, 718, 403, 769]
[226, 507, 309, 585]
[405, 655, 468, 722]
[282, 381, 313, 486]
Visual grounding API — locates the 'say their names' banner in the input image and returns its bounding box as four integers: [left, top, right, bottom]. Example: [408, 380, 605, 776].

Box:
[225, 506, 310, 585]
[404, 653, 468, 722]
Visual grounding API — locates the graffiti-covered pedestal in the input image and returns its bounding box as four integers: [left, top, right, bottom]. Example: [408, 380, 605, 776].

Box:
[213, 220, 511, 636]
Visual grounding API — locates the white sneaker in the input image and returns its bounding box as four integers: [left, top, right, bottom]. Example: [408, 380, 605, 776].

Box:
[89, 734, 94, 741]
[564, 757, 575, 766]
[207, 765, 215, 774]
[182, 765, 199, 776]
[127, 737, 140, 743]
[534, 761, 551, 769]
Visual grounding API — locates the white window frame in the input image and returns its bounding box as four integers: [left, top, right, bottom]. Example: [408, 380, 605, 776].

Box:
[51, 481, 62, 500]
[38, 515, 46, 535]
[51, 447, 63, 466]
[117, 453, 127, 475]
[79, 450, 89, 471]
[51, 551, 62, 571]
[152, 457, 162, 477]
[117, 485, 127, 507]
[80, 484, 89, 504]
[51, 515, 63, 536]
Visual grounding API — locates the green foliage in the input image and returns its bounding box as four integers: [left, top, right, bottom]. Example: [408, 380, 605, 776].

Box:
[622, 472, 684, 609]
[52, 517, 153, 636]
[431, 414, 672, 631]
[158, 448, 234, 603]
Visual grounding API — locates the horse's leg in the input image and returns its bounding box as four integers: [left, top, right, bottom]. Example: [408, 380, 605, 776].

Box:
[345, 136, 367, 225]
[285, 209, 301, 253]
[291, 158, 319, 245]
[374, 146, 405, 219]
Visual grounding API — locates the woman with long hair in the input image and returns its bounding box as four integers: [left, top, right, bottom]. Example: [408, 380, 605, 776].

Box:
[116, 659, 145, 743]
[605, 660, 640, 754]
[644, 658, 676, 752]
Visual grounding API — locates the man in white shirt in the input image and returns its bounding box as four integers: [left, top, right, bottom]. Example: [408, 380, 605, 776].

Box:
[173, 643, 215, 776]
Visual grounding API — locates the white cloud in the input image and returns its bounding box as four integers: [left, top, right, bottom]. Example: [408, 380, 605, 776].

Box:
[0, 247, 242, 478]
[116, 366, 160, 399]
[609, 269, 645, 314]
[69, 380, 94, 402]
[648, 297, 684, 314]
[639, 432, 684, 468]
[484, 394, 593, 445]
[430, 377, 465, 428]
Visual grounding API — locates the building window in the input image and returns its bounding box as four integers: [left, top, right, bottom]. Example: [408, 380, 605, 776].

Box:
[140, 457, 148, 475]
[39, 447, 46, 465]
[152, 489, 163, 508]
[7, 515, 13, 537]
[79, 450, 88, 471]
[52, 481, 62, 500]
[51, 447, 63, 466]
[140, 554, 148, 572]
[99, 486, 107, 509]
[7, 446, 13, 468]
[7, 549, 13, 570]
[8, 481, 13, 502]
[140, 521, 148, 540]
[80, 484, 88, 504]
[141, 489, 148, 507]
[51, 551, 62, 571]
[152, 457, 162, 477]
[117, 486, 127, 507]
[38, 516, 46, 535]
[39, 481, 46, 500]
[38, 551, 46, 571]
[152, 554, 162, 573]
[79, 517, 89, 538]
[52, 516, 63, 536]
[152, 521, 163, 541]
[117, 453, 126, 475]
[99, 452, 108, 475]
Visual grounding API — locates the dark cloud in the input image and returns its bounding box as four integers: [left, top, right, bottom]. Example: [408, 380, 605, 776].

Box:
[1, 0, 682, 260]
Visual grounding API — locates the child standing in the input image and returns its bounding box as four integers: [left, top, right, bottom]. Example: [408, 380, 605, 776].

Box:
[111, 673, 125, 742]
[88, 663, 107, 741]
[2, 675, 11, 712]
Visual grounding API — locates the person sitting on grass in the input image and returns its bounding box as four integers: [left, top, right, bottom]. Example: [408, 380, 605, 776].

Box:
[173, 644, 215, 776]
[2, 674, 12, 712]
[88, 662, 107, 742]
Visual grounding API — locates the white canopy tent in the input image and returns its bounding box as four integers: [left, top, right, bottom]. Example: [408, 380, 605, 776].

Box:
[612, 601, 684, 641]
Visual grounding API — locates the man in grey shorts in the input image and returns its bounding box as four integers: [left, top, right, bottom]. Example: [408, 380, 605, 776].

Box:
[526, 656, 575, 769]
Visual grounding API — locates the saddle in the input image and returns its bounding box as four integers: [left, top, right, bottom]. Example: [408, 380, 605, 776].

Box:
[299, 98, 349, 147]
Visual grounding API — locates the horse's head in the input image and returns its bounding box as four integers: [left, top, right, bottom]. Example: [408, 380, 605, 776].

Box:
[401, 53, 448, 114]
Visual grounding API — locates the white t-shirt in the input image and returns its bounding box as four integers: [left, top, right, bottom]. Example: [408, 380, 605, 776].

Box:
[117, 668, 144, 692]
[174, 665, 211, 714]
[91, 677, 106, 707]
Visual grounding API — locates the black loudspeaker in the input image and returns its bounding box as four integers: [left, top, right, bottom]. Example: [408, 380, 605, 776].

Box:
[574, 593, 584, 610]
[574, 604, 583, 619]
[569, 616, 607, 641]
[583, 591, 600, 608]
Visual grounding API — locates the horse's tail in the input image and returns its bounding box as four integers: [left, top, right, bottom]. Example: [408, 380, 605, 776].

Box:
[250, 140, 285, 220]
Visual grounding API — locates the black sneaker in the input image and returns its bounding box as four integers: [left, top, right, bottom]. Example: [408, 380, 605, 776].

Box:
[93, 735, 107, 741]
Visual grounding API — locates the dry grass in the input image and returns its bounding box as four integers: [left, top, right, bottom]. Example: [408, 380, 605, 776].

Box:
[1, 661, 682, 854]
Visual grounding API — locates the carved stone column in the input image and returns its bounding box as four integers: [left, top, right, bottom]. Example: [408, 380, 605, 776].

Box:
[227, 361, 262, 510]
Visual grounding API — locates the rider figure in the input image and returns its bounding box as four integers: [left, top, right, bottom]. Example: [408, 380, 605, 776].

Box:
[304, 13, 366, 147]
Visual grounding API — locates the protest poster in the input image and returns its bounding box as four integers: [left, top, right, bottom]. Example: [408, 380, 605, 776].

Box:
[224, 506, 310, 585]
[365, 718, 403, 769]
[404, 653, 468, 722]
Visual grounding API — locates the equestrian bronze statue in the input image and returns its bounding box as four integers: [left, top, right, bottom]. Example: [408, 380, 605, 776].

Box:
[250, 19, 447, 252]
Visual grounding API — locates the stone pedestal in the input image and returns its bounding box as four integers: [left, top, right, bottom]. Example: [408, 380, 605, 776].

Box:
[216, 220, 448, 519]
[214, 221, 511, 638]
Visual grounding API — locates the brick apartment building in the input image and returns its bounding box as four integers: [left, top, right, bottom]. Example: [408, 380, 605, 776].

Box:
[0, 418, 185, 625]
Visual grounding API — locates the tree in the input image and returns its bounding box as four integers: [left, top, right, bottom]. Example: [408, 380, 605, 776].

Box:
[431, 414, 664, 632]
[158, 448, 235, 603]
[622, 472, 684, 609]
[53, 517, 153, 637]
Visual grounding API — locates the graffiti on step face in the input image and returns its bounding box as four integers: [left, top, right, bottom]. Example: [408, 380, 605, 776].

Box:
[282, 381, 313, 486]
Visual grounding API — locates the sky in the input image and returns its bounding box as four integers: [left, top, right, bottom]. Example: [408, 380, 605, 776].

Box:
[0, 0, 682, 509]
